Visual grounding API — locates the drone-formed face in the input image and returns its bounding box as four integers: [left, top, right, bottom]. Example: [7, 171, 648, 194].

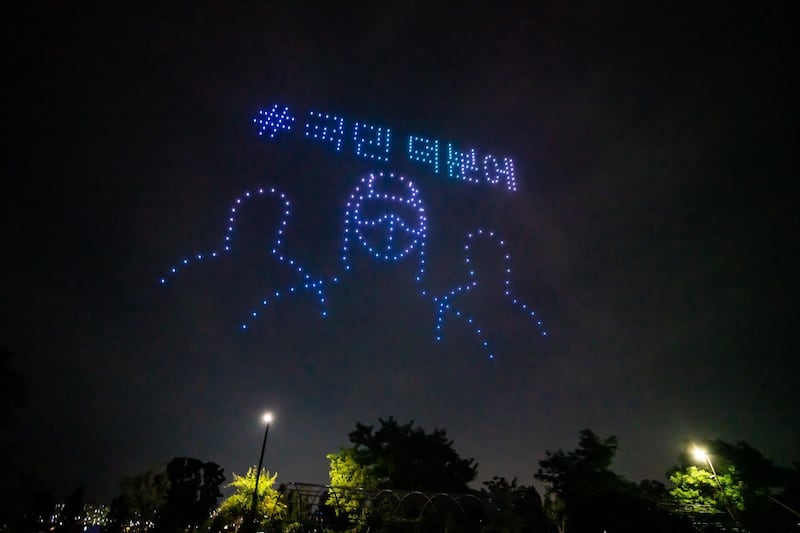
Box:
[163, 103, 544, 359]
[341, 172, 427, 282]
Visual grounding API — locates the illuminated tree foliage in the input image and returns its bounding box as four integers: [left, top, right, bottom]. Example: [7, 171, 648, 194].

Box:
[215, 467, 286, 529]
[668, 439, 800, 533]
[668, 464, 744, 515]
[326, 447, 378, 519]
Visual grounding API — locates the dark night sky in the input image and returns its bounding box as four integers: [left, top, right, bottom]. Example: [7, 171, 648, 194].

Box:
[3, 3, 797, 503]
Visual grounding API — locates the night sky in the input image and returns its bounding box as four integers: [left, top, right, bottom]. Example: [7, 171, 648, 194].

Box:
[4, 3, 797, 503]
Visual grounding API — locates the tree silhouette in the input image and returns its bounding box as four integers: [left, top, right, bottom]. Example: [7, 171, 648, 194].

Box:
[343, 416, 477, 494]
[479, 476, 547, 532]
[106, 468, 168, 533]
[153, 457, 224, 533]
[536, 429, 627, 509]
[536, 429, 695, 533]
[324, 417, 478, 531]
[56, 484, 85, 533]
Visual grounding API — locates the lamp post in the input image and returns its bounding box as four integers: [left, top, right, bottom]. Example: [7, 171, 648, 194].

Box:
[245, 412, 273, 532]
[691, 445, 740, 527]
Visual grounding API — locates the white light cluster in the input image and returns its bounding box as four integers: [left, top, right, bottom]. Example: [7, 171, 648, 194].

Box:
[253, 104, 295, 139]
[304, 111, 345, 151]
[255, 102, 519, 192]
[432, 229, 547, 359]
[342, 172, 427, 287]
[353, 122, 392, 162]
[408, 136, 439, 174]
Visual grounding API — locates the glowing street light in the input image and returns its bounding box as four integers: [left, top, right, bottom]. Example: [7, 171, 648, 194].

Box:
[692, 443, 800, 524]
[244, 411, 273, 533]
[691, 445, 711, 467]
[690, 444, 739, 526]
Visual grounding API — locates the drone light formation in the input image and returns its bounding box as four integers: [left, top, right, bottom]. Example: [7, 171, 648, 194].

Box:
[159, 187, 333, 324]
[342, 172, 427, 284]
[353, 122, 392, 162]
[255, 104, 295, 139]
[161, 170, 546, 360]
[408, 136, 440, 174]
[433, 229, 547, 360]
[254, 102, 518, 192]
[161, 101, 546, 360]
[304, 111, 345, 152]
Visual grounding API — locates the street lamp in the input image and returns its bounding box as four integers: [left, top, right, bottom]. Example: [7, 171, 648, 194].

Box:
[692, 444, 800, 525]
[246, 411, 273, 532]
[690, 445, 739, 526]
